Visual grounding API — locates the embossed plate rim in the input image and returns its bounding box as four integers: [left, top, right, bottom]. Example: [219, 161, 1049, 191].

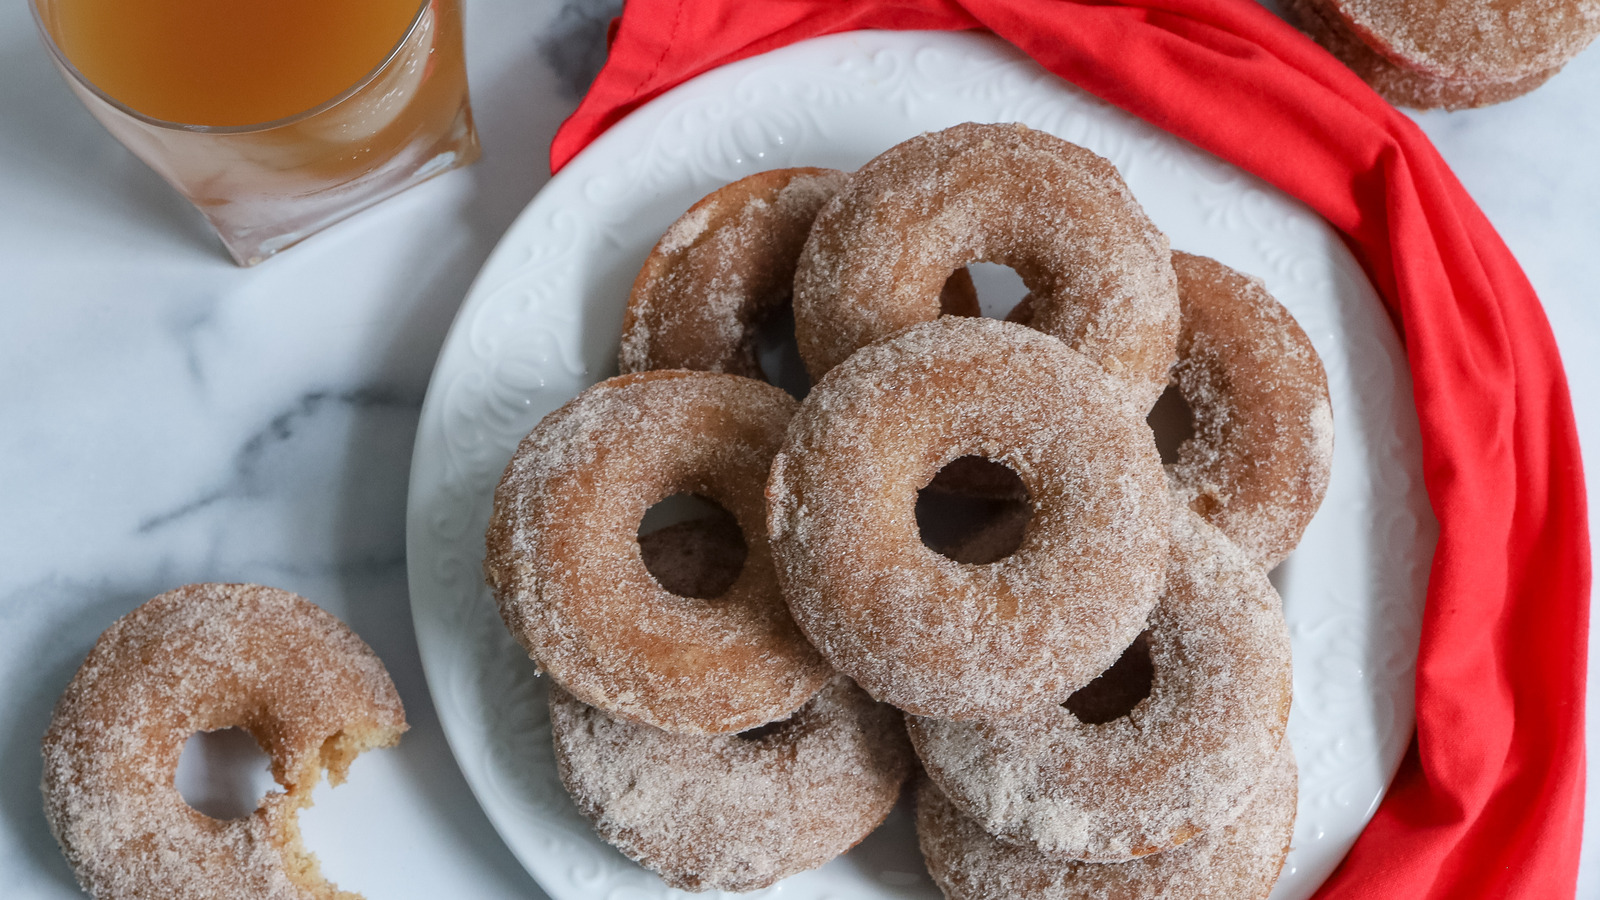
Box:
[406, 29, 1433, 900]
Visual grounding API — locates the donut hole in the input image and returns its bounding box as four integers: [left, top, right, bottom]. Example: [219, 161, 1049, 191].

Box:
[1147, 383, 1197, 465]
[174, 727, 278, 820]
[1062, 631, 1155, 725]
[637, 493, 748, 599]
[964, 261, 1032, 320]
[753, 305, 812, 400]
[916, 456, 1033, 564]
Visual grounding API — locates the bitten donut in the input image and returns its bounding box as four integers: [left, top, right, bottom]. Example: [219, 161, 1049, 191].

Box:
[1283, 0, 1598, 108]
[906, 508, 1292, 861]
[767, 317, 1170, 720]
[41, 583, 407, 900]
[1012, 253, 1333, 568]
[485, 370, 831, 734]
[915, 744, 1298, 900]
[793, 122, 1179, 407]
[550, 675, 914, 893]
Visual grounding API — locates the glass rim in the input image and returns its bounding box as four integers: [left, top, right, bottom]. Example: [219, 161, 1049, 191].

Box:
[28, 0, 433, 135]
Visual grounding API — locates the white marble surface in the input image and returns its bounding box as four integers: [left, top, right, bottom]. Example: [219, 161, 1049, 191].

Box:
[0, 1, 1593, 898]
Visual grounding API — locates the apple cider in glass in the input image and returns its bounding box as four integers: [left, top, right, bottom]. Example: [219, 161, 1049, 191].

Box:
[31, 0, 480, 265]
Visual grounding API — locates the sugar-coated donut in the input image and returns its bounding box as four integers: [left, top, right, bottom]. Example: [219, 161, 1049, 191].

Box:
[41, 583, 406, 900]
[619, 167, 980, 381]
[793, 122, 1179, 407]
[619, 168, 849, 378]
[485, 370, 831, 734]
[550, 675, 914, 892]
[767, 317, 1170, 720]
[1164, 253, 1332, 568]
[906, 508, 1292, 861]
[915, 743, 1298, 900]
[1283, 0, 1596, 108]
[1012, 253, 1333, 568]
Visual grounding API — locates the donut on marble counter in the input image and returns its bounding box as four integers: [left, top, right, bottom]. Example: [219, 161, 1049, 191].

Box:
[915, 743, 1298, 900]
[767, 317, 1170, 721]
[41, 583, 407, 900]
[792, 122, 1179, 408]
[550, 674, 913, 893]
[485, 370, 831, 735]
[906, 509, 1292, 862]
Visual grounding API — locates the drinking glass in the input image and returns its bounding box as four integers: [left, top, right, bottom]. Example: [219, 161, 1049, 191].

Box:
[30, 0, 481, 265]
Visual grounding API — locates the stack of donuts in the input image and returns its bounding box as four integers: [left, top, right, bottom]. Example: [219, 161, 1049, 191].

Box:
[484, 122, 1334, 897]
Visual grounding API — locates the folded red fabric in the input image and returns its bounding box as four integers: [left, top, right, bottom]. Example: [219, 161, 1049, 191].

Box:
[550, 1, 1590, 896]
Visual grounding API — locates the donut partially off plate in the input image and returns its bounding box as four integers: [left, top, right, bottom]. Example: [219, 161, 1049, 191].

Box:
[1283, 0, 1600, 108]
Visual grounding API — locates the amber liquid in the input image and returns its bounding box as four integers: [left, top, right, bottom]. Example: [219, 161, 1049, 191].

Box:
[47, 0, 423, 126]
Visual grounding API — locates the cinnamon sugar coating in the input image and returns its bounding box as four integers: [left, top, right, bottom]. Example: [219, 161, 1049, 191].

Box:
[1009, 253, 1331, 567]
[1164, 253, 1333, 569]
[767, 318, 1170, 720]
[1284, 0, 1570, 107]
[619, 168, 850, 378]
[485, 370, 831, 734]
[619, 166, 980, 386]
[792, 122, 1179, 408]
[40, 583, 407, 900]
[907, 509, 1292, 861]
[550, 675, 914, 893]
[1316, 0, 1598, 86]
[915, 743, 1297, 900]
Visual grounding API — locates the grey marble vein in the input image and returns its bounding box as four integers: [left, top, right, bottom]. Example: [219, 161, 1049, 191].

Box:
[138, 387, 423, 534]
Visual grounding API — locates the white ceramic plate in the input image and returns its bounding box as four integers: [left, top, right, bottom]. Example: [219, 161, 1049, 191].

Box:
[406, 30, 1434, 900]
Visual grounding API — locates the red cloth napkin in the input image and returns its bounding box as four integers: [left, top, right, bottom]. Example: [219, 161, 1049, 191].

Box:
[551, 1, 1590, 896]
